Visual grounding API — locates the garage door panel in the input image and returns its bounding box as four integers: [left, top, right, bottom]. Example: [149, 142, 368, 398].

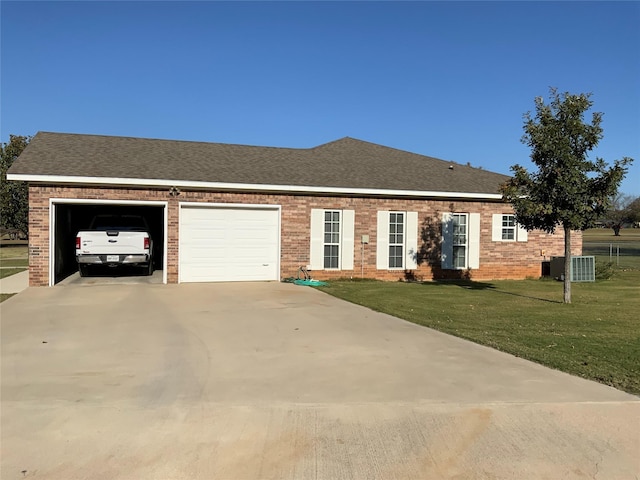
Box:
[179, 207, 279, 283]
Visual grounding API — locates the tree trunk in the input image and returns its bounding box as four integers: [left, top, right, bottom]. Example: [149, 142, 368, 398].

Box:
[563, 225, 571, 304]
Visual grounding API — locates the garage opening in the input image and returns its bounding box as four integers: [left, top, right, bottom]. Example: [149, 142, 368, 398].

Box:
[179, 204, 280, 283]
[52, 201, 166, 285]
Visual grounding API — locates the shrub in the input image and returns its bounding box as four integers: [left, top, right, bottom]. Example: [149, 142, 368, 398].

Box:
[595, 260, 616, 280]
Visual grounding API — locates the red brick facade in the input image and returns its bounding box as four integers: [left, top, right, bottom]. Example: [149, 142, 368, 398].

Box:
[28, 185, 581, 286]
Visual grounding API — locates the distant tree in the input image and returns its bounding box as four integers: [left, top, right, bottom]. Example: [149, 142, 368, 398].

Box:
[625, 197, 640, 227]
[606, 193, 638, 235]
[501, 89, 633, 304]
[0, 135, 30, 238]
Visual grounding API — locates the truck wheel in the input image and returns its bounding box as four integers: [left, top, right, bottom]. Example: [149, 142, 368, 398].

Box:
[79, 264, 89, 277]
[145, 261, 154, 276]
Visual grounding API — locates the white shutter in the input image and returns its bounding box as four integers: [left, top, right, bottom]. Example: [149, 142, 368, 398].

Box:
[377, 211, 389, 270]
[492, 214, 503, 241]
[310, 209, 324, 270]
[341, 210, 355, 270]
[441, 213, 453, 269]
[517, 223, 528, 242]
[469, 213, 481, 269]
[406, 211, 418, 269]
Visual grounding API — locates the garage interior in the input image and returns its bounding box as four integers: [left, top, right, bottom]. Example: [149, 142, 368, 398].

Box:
[53, 204, 165, 285]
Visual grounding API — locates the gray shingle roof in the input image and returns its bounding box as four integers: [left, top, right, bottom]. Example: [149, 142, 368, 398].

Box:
[8, 132, 509, 195]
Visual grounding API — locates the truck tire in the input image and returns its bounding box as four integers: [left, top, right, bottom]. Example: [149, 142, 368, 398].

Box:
[145, 261, 154, 276]
[78, 264, 89, 277]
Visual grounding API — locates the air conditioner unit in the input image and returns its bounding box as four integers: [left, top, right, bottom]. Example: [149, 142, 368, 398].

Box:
[549, 256, 595, 282]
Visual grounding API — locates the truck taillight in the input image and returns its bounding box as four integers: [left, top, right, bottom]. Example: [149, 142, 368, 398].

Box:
[76, 237, 81, 249]
[144, 237, 150, 250]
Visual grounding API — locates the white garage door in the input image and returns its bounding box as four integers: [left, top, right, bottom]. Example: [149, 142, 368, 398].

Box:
[179, 206, 280, 283]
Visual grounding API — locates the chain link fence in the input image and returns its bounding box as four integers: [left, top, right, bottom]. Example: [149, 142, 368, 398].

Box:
[582, 242, 640, 270]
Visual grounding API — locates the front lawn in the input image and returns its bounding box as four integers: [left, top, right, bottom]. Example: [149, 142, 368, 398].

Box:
[0, 268, 27, 279]
[0, 245, 28, 260]
[318, 270, 640, 395]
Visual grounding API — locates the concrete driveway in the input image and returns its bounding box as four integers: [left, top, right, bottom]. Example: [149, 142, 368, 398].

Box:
[1, 282, 638, 479]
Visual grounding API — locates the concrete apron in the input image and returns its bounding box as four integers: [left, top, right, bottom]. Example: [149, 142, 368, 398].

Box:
[1, 282, 638, 480]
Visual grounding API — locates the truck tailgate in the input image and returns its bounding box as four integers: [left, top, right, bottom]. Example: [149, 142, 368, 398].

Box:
[77, 231, 147, 254]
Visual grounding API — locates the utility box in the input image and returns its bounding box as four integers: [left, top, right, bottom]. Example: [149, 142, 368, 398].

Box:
[550, 257, 565, 280]
[549, 256, 595, 282]
[541, 261, 551, 277]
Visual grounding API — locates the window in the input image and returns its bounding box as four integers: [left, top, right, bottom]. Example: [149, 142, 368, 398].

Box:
[441, 212, 479, 270]
[452, 213, 468, 269]
[376, 211, 418, 270]
[502, 214, 515, 240]
[389, 212, 404, 268]
[310, 209, 355, 271]
[324, 210, 340, 269]
[492, 214, 528, 242]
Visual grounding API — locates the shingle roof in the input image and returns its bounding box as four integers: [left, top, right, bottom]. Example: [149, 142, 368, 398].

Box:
[8, 132, 509, 195]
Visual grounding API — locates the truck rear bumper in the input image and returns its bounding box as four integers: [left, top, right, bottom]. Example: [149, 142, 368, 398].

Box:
[77, 254, 150, 265]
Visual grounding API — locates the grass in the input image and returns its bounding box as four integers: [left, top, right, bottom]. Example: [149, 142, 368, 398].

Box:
[0, 245, 28, 303]
[317, 232, 640, 395]
[0, 268, 27, 279]
[0, 245, 28, 281]
[0, 258, 29, 267]
[0, 245, 28, 260]
[582, 227, 640, 243]
[582, 228, 640, 270]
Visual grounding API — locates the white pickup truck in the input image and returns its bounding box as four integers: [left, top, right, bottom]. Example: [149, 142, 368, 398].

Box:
[76, 214, 154, 277]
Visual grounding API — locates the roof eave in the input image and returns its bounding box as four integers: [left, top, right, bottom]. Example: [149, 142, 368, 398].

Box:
[7, 173, 504, 200]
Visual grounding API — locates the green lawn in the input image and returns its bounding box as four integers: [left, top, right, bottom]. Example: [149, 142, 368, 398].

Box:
[0, 258, 29, 267]
[0, 246, 28, 302]
[582, 228, 640, 270]
[0, 245, 28, 283]
[0, 244, 28, 260]
[317, 269, 640, 395]
[583, 227, 640, 243]
[0, 268, 27, 279]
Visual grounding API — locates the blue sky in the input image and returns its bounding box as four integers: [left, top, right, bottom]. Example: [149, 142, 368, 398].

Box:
[2, 1, 639, 195]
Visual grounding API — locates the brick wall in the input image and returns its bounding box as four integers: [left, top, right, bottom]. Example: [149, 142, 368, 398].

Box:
[28, 185, 580, 286]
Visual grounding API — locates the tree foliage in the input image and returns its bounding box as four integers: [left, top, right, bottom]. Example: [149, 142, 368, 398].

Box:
[626, 197, 640, 225]
[501, 89, 633, 303]
[606, 193, 638, 235]
[1, 135, 30, 237]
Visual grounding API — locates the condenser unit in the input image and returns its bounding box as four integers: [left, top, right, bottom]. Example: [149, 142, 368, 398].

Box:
[549, 256, 595, 282]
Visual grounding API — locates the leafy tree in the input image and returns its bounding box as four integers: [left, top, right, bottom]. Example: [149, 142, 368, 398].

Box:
[1, 135, 30, 238]
[624, 197, 640, 227]
[606, 193, 638, 235]
[501, 89, 633, 303]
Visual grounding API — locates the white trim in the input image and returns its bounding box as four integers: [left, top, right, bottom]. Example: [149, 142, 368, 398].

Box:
[178, 202, 281, 283]
[376, 211, 389, 270]
[178, 201, 281, 210]
[9, 173, 504, 200]
[49, 198, 168, 206]
[468, 213, 480, 269]
[48, 198, 169, 286]
[441, 212, 453, 270]
[517, 223, 528, 242]
[309, 209, 325, 271]
[341, 210, 355, 270]
[406, 211, 418, 270]
[492, 214, 504, 242]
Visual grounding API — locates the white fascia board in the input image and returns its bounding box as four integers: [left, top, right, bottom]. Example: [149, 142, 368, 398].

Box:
[179, 201, 281, 210]
[49, 198, 168, 206]
[8, 173, 503, 200]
